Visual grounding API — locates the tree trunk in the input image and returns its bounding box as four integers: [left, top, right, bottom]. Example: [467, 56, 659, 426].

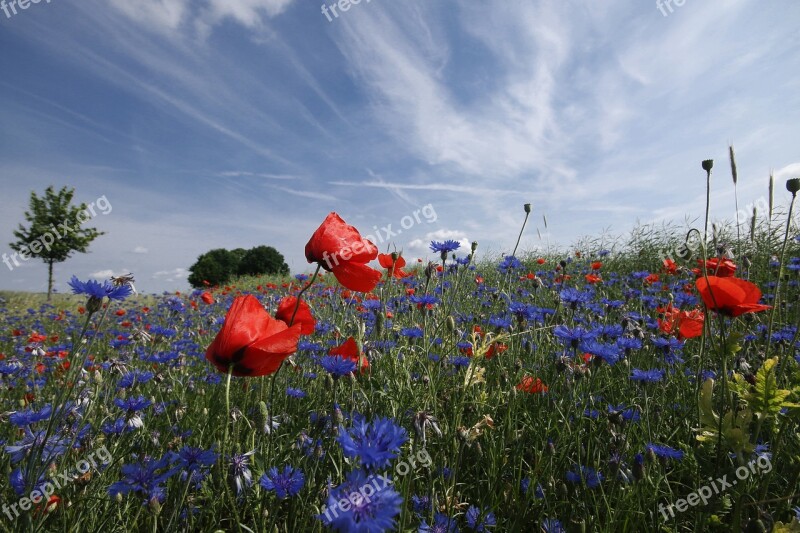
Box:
[47, 261, 54, 301]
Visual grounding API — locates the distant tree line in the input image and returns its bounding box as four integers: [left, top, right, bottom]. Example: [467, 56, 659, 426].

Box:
[187, 246, 289, 288]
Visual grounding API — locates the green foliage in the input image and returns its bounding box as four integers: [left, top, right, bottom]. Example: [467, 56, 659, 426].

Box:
[696, 378, 755, 457]
[732, 357, 800, 419]
[188, 245, 289, 287]
[236, 245, 289, 277]
[10, 186, 104, 299]
[187, 248, 239, 287]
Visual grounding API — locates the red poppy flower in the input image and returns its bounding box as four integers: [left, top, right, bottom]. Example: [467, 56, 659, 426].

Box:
[695, 276, 771, 317]
[329, 336, 369, 373]
[697, 258, 737, 277]
[662, 258, 678, 275]
[536, 258, 546, 265]
[516, 376, 548, 394]
[305, 213, 382, 292]
[585, 274, 602, 284]
[644, 273, 660, 285]
[205, 295, 301, 377]
[200, 292, 215, 305]
[378, 253, 408, 278]
[275, 296, 316, 335]
[591, 261, 602, 270]
[658, 304, 704, 339]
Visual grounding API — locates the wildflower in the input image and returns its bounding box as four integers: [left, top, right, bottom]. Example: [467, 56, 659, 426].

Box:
[68, 275, 132, 312]
[171, 446, 217, 485]
[412, 411, 442, 445]
[430, 240, 461, 254]
[378, 253, 408, 278]
[542, 519, 565, 533]
[108, 455, 177, 503]
[275, 296, 316, 335]
[319, 355, 358, 378]
[205, 295, 301, 377]
[200, 292, 214, 305]
[5, 428, 70, 464]
[646, 443, 684, 461]
[566, 465, 603, 489]
[318, 469, 403, 532]
[630, 368, 664, 383]
[697, 257, 737, 277]
[658, 304, 704, 339]
[337, 416, 408, 470]
[228, 451, 255, 496]
[259, 466, 305, 499]
[305, 212, 382, 292]
[329, 337, 369, 373]
[465, 505, 496, 531]
[286, 387, 307, 398]
[419, 513, 459, 532]
[696, 276, 771, 317]
[516, 376, 548, 394]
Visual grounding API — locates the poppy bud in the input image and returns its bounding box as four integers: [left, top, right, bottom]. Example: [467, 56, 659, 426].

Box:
[446, 316, 455, 332]
[702, 159, 714, 172]
[787, 178, 800, 195]
[375, 312, 384, 336]
[471, 241, 478, 253]
[524, 203, 531, 213]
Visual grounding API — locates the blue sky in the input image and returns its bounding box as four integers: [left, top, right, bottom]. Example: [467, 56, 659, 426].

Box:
[1, 0, 799, 294]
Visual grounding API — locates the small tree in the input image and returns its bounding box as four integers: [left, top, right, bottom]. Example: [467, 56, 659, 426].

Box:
[237, 245, 290, 277]
[9, 186, 104, 300]
[187, 249, 238, 288]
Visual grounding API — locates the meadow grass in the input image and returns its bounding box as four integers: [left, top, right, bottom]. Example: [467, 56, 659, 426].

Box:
[0, 215, 799, 533]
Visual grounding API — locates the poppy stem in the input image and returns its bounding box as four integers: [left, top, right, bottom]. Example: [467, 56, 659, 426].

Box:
[512, 211, 530, 259]
[289, 264, 322, 326]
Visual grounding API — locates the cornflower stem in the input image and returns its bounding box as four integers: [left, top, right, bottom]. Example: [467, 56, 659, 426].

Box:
[764, 191, 796, 377]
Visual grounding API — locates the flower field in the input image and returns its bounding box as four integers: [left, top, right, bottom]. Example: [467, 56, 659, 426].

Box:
[2, 182, 800, 532]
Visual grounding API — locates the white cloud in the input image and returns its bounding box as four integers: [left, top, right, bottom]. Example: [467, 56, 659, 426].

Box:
[153, 268, 190, 282]
[108, 0, 189, 32]
[133, 246, 149, 254]
[204, 0, 295, 27]
[407, 229, 471, 257]
[90, 269, 131, 280]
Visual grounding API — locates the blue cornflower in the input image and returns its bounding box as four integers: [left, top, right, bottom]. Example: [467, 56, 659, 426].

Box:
[337, 416, 409, 470]
[630, 368, 664, 383]
[488, 315, 512, 329]
[114, 396, 152, 412]
[10, 468, 49, 497]
[497, 255, 522, 272]
[171, 446, 217, 484]
[320, 356, 358, 378]
[553, 325, 596, 348]
[793, 506, 800, 521]
[542, 518, 565, 533]
[319, 469, 403, 532]
[118, 370, 155, 389]
[559, 288, 592, 308]
[286, 387, 307, 398]
[566, 465, 603, 489]
[411, 295, 440, 308]
[411, 494, 432, 514]
[449, 356, 471, 368]
[68, 275, 132, 302]
[400, 327, 424, 339]
[5, 428, 70, 464]
[259, 466, 305, 499]
[465, 505, 496, 531]
[646, 443, 685, 461]
[228, 451, 255, 496]
[108, 454, 177, 503]
[9, 404, 52, 427]
[430, 240, 461, 254]
[420, 513, 459, 532]
[580, 340, 620, 365]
